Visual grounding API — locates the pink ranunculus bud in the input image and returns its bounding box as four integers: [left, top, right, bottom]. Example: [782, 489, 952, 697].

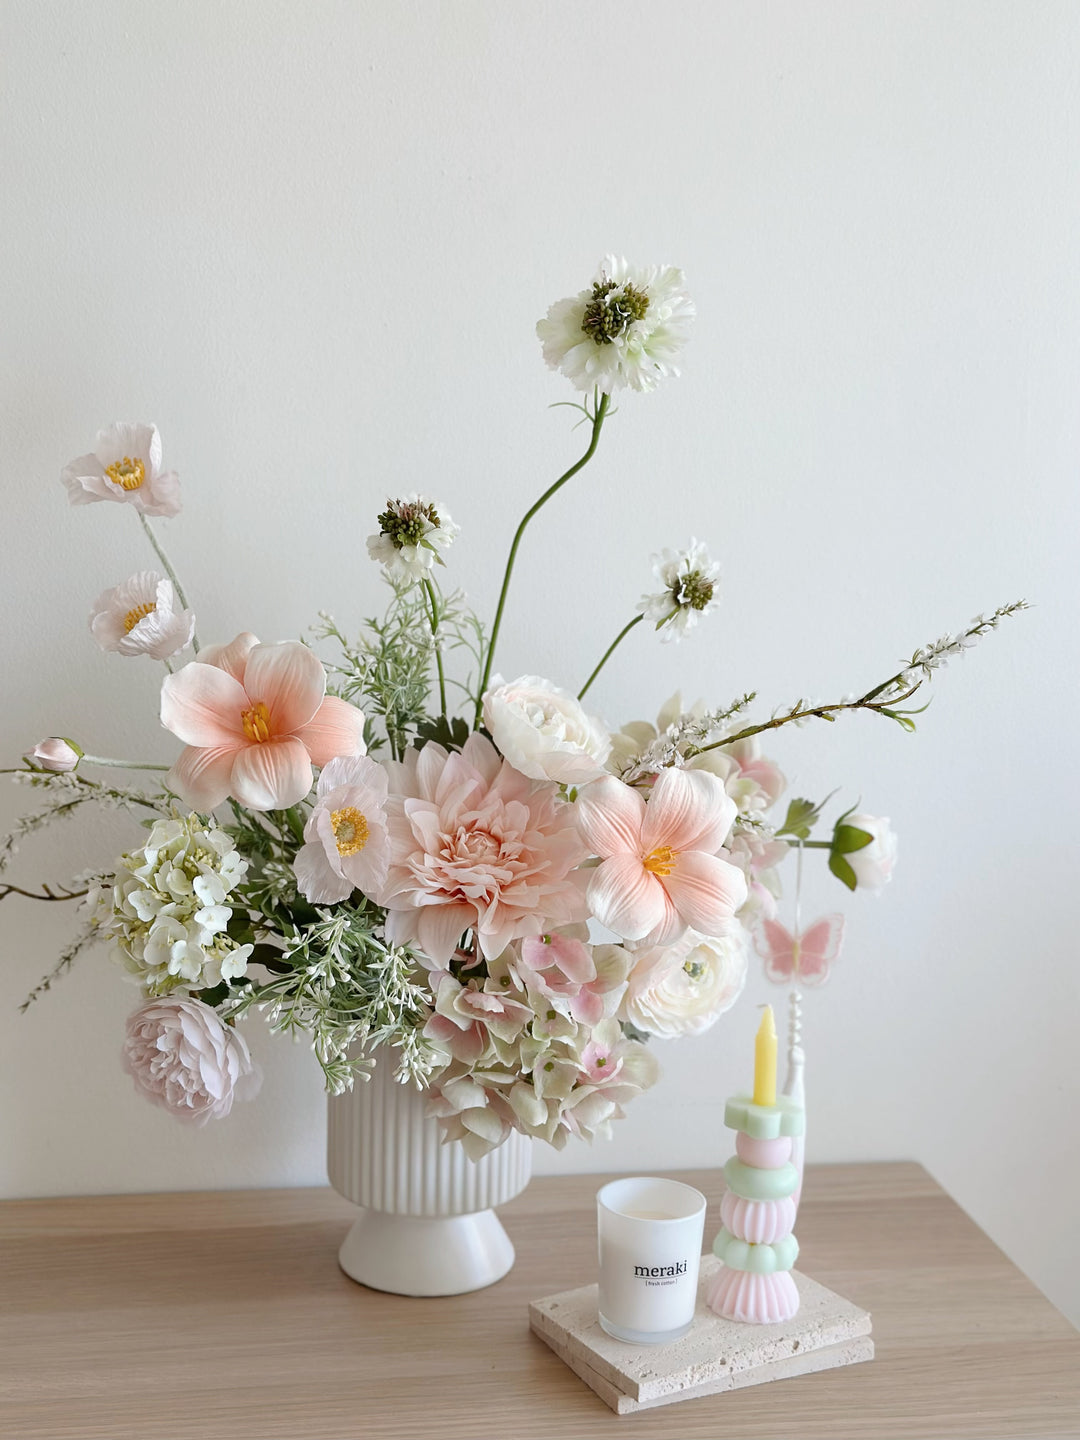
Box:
[28, 738, 82, 772]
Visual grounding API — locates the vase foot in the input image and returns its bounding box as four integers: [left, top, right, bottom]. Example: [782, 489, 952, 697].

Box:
[337, 1206, 516, 1296]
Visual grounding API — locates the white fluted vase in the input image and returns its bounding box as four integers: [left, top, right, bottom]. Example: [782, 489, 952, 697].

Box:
[327, 1061, 532, 1296]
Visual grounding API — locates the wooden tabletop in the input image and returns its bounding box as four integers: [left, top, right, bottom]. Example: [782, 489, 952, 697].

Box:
[1, 1162, 1077, 1439]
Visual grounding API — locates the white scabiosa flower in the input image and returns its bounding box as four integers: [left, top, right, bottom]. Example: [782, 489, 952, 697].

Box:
[366, 494, 459, 583]
[638, 539, 721, 641]
[537, 256, 694, 394]
[62, 422, 181, 518]
[93, 815, 252, 994]
[89, 571, 196, 660]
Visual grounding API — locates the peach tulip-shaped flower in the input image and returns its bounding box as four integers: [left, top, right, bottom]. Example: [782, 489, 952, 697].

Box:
[160, 633, 365, 812]
[576, 767, 747, 946]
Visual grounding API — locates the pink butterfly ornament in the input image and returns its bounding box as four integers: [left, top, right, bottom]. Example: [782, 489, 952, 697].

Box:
[755, 914, 845, 987]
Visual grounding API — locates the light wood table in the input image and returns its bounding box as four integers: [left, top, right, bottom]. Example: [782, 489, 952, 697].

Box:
[1, 1162, 1077, 1439]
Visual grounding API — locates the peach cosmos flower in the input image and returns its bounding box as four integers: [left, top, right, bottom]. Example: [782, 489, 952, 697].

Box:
[160, 632, 365, 812]
[575, 767, 747, 946]
[375, 732, 587, 964]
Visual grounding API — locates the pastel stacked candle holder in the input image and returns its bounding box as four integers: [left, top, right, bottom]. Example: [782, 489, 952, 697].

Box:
[706, 1092, 805, 1324]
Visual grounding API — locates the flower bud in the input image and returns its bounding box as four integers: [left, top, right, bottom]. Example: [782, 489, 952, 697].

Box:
[28, 738, 83, 772]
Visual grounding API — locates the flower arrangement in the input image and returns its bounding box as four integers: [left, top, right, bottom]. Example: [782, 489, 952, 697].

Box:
[4, 257, 1025, 1159]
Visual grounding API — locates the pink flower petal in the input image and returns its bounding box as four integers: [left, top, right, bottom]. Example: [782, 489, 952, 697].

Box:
[642, 767, 736, 855]
[242, 641, 326, 735]
[230, 737, 313, 811]
[587, 854, 667, 941]
[161, 664, 248, 747]
[661, 850, 748, 934]
[198, 632, 260, 682]
[294, 838, 354, 904]
[417, 904, 475, 964]
[167, 745, 236, 811]
[642, 888, 686, 947]
[296, 695, 366, 766]
[576, 776, 646, 859]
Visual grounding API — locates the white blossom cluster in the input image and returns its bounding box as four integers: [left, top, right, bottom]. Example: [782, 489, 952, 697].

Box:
[878, 601, 1029, 701]
[89, 815, 252, 995]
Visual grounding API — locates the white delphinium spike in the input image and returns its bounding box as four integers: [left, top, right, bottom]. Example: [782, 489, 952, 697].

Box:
[781, 989, 806, 1212]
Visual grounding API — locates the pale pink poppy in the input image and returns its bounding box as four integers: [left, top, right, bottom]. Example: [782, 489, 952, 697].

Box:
[160, 633, 365, 812]
[575, 767, 747, 946]
[375, 732, 587, 964]
[292, 755, 389, 904]
[62, 422, 181, 518]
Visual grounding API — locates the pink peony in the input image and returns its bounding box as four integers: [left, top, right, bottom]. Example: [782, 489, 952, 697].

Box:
[376, 732, 587, 964]
[160, 632, 365, 812]
[62, 422, 181, 518]
[293, 755, 389, 904]
[122, 997, 261, 1125]
[576, 766, 747, 946]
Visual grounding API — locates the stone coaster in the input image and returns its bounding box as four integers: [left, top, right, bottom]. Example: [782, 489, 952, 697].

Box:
[529, 1257, 873, 1415]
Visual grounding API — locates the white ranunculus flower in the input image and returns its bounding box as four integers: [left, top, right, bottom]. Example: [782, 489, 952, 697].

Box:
[621, 927, 748, 1038]
[537, 256, 695, 394]
[89, 571, 196, 660]
[122, 997, 261, 1124]
[366, 493, 459, 583]
[482, 675, 611, 785]
[638, 539, 721, 641]
[844, 813, 898, 893]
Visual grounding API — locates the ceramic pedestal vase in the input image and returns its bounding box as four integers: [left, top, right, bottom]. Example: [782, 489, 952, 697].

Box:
[327, 1060, 532, 1296]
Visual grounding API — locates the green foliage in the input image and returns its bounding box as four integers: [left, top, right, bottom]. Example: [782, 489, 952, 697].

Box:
[414, 715, 471, 751]
[775, 796, 823, 842]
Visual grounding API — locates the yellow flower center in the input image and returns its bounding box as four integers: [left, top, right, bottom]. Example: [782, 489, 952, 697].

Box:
[642, 845, 677, 878]
[241, 701, 272, 743]
[123, 601, 156, 633]
[105, 456, 146, 491]
[331, 806, 369, 856]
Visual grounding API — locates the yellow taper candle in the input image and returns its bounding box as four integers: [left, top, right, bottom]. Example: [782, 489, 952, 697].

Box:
[752, 1004, 778, 1107]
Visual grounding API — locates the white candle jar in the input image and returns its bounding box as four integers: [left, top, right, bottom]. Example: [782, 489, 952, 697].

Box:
[597, 1177, 707, 1344]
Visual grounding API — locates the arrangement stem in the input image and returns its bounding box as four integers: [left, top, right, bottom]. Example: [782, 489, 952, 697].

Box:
[422, 578, 448, 717]
[137, 512, 200, 653]
[81, 756, 170, 771]
[475, 391, 610, 724]
[578, 614, 643, 700]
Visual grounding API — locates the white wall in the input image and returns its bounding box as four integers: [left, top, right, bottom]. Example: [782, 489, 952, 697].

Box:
[2, 1, 1078, 1326]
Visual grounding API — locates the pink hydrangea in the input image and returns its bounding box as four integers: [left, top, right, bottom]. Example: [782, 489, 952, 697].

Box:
[375, 733, 587, 965]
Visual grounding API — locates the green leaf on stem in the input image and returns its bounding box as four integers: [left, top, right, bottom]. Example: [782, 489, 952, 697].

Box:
[828, 852, 858, 891]
[831, 824, 874, 855]
[776, 797, 823, 841]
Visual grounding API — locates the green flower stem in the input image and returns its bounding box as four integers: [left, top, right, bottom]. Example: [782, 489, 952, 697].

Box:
[81, 756, 170, 771]
[475, 391, 611, 726]
[577, 613, 643, 701]
[137, 512, 201, 653]
[422, 578, 448, 717]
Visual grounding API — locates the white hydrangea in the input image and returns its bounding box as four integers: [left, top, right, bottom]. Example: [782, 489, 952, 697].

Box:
[90, 815, 252, 995]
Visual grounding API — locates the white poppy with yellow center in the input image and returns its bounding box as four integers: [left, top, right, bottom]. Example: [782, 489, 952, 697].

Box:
[293, 755, 390, 905]
[62, 422, 182, 517]
[89, 570, 196, 660]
